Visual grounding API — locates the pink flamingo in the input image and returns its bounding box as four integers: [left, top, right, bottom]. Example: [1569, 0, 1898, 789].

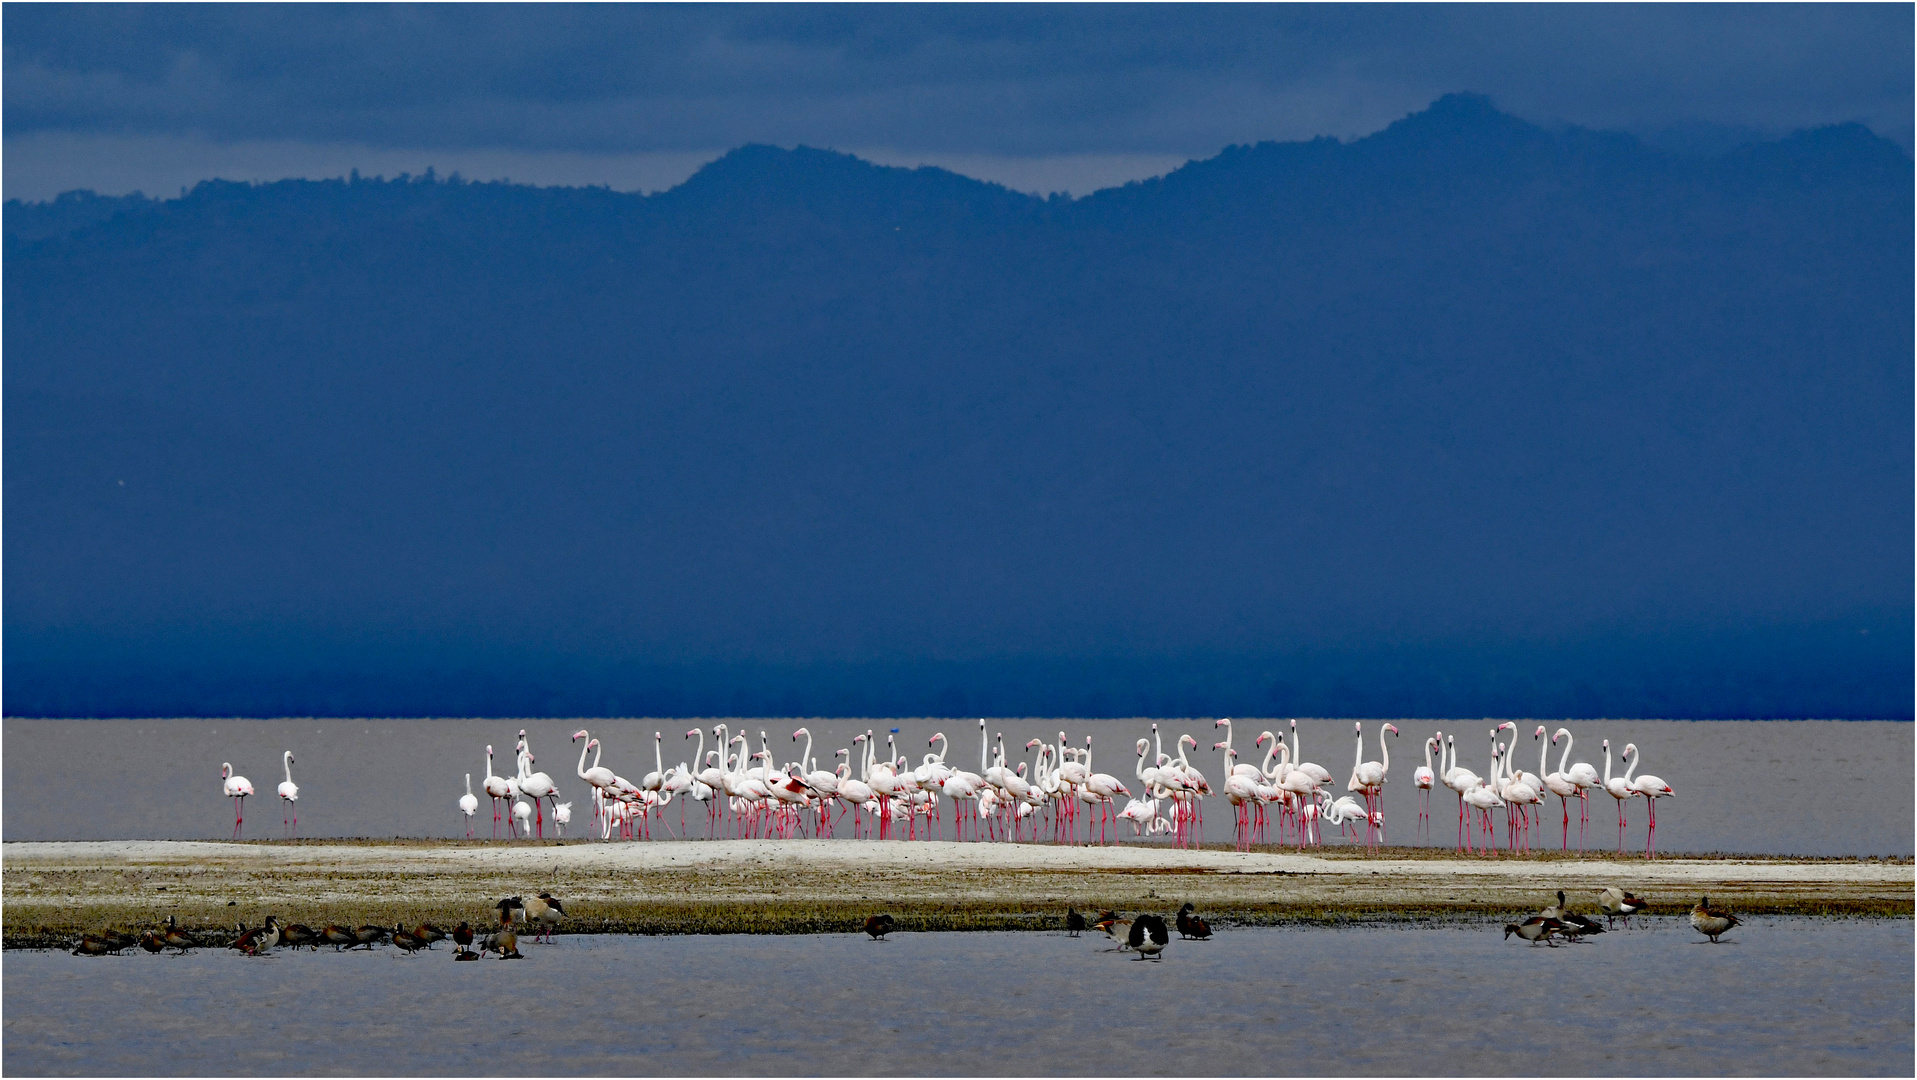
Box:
[1625, 744, 1675, 859]
[221, 763, 253, 839]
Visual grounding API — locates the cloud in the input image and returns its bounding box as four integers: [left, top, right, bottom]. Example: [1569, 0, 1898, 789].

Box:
[3, 4, 1909, 200]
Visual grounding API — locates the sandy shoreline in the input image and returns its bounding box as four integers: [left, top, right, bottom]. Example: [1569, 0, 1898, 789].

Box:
[5, 839, 1909, 947]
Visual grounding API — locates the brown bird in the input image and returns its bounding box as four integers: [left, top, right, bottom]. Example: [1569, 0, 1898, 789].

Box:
[481, 899, 522, 959]
[451, 920, 475, 954]
[1690, 896, 1741, 943]
[391, 924, 426, 954]
[1066, 908, 1086, 937]
[412, 923, 447, 948]
[1175, 903, 1212, 940]
[278, 923, 318, 950]
[319, 924, 358, 951]
[138, 930, 165, 954]
[862, 914, 896, 940]
[350, 924, 388, 950]
[161, 915, 198, 954]
[71, 935, 112, 956]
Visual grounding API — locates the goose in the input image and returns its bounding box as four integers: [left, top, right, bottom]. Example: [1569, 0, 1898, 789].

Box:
[1690, 896, 1740, 943]
[1066, 908, 1086, 937]
[230, 916, 281, 955]
[1093, 913, 1133, 950]
[862, 913, 896, 940]
[481, 899, 523, 958]
[524, 892, 565, 943]
[1127, 914, 1170, 960]
[1503, 916, 1564, 946]
[1175, 903, 1212, 940]
[1596, 887, 1647, 928]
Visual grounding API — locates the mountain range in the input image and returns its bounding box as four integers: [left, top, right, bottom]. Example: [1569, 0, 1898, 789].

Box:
[5, 95, 1910, 718]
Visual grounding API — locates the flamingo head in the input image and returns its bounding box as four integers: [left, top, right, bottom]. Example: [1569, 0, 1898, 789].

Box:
[1255, 733, 1269, 747]
[685, 729, 698, 739]
[1623, 743, 1637, 759]
[1212, 741, 1226, 750]
[1215, 718, 1228, 729]
[1016, 762, 1027, 776]
[835, 747, 847, 757]
[1534, 725, 1547, 738]
[793, 727, 807, 740]
[1136, 739, 1150, 755]
[572, 729, 588, 741]
[1383, 724, 1398, 736]
[222, 762, 233, 778]
[930, 733, 942, 745]
[1025, 738, 1042, 750]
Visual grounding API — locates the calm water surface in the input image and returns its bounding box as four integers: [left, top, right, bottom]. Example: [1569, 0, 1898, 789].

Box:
[3, 920, 1909, 1076]
[3, 718, 1910, 854]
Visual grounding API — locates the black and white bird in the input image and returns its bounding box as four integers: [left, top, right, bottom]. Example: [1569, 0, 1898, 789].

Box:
[1690, 896, 1741, 943]
[1596, 887, 1648, 928]
[1127, 914, 1170, 960]
[230, 916, 281, 955]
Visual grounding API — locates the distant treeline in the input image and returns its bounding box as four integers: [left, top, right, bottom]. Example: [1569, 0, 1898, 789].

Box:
[5, 95, 1911, 718]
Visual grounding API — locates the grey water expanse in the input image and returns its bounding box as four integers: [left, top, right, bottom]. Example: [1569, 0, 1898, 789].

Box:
[4, 920, 1910, 1076]
[2, 718, 1909, 855]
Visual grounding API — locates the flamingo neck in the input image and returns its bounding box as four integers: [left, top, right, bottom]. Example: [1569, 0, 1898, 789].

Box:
[1622, 746, 1639, 784]
[1556, 731, 1572, 775]
[1379, 728, 1390, 774]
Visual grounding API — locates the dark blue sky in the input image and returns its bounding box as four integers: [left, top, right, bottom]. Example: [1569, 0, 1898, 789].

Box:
[4, 3, 1911, 199]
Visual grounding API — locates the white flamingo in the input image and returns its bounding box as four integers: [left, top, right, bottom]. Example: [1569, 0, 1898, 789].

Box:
[483, 745, 514, 838]
[1601, 739, 1638, 854]
[458, 773, 479, 838]
[1625, 744, 1675, 859]
[276, 751, 300, 837]
[221, 763, 253, 839]
[1413, 731, 1438, 838]
[1542, 728, 1582, 850]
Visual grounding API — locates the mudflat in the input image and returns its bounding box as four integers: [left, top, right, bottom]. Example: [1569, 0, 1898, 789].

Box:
[5, 839, 1909, 947]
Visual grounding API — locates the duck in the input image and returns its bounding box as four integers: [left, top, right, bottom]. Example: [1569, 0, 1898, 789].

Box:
[71, 935, 113, 956]
[1690, 896, 1741, 943]
[1174, 903, 1212, 940]
[862, 913, 896, 940]
[1596, 887, 1648, 928]
[138, 930, 166, 954]
[451, 920, 475, 955]
[480, 899, 523, 958]
[1503, 916, 1565, 946]
[391, 924, 426, 954]
[350, 924, 388, 950]
[100, 930, 137, 954]
[411, 923, 447, 949]
[1127, 914, 1170, 960]
[160, 915, 198, 954]
[1065, 907, 1086, 937]
[319, 924, 358, 951]
[278, 922, 318, 950]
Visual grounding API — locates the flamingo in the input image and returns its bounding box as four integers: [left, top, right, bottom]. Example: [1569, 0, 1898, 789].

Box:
[1413, 731, 1438, 839]
[512, 799, 533, 838]
[458, 773, 479, 838]
[276, 751, 299, 837]
[483, 745, 514, 838]
[221, 763, 253, 839]
[1601, 739, 1638, 854]
[553, 801, 572, 836]
[1625, 744, 1675, 859]
[1348, 722, 1394, 851]
[516, 735, 559, 838]
[1440, 736, 1481, 852]
[1541, 729, 1582, 850]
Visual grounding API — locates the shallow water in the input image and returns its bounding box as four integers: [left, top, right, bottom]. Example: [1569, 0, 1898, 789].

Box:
[2, 718, 1910, 855]
[3, 920, 1909, 1076]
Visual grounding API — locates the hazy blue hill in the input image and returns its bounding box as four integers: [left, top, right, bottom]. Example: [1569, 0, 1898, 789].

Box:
[5, 97, 1910, 718]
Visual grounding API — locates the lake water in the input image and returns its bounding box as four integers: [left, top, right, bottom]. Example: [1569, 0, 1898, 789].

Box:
[2, 718, 1910, 855]
[3, 919, 1909, 1076]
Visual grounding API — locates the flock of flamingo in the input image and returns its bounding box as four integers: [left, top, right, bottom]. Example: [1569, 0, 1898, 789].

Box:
[216, 719, 1676, 857]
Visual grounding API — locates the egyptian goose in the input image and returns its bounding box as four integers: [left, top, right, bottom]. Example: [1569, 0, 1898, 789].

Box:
[1596, 887, 1647, 928]
[523, 893, 565, 944]
[1690, 897, 1740, 943]
[1503, 916, 1565, 946]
